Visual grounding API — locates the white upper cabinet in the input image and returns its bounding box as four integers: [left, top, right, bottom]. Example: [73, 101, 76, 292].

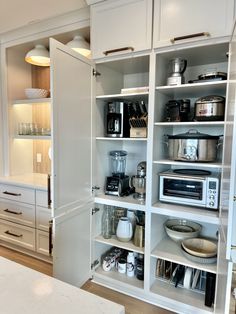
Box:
[153, 0, 235, 49]
[90, 0, 152, 59]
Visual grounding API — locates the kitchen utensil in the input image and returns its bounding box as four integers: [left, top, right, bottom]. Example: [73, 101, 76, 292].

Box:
[165, 99, 190, 122]
[130, 161, 146, 203]
[167, 58, 187, 86]
[194, 95, 225, 121]
[129, 102, 148, 138]
[116, 217, 133, 242]
[25, 88, 49, 99]
[166, 129, 221, 162]
[182, 238, 217, 257]
[133, 223, 145, 247]
[164, 219, 202, 242]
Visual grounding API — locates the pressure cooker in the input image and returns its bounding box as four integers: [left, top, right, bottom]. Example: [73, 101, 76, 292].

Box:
[166, 129, 222, 162]
[194, 95, 225, 121]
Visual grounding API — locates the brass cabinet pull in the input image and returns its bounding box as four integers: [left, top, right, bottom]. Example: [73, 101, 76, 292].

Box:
[5, 230, 23, 238]
[49, 220, 53, 256]
[170, 32, 210, 44]
[103, 46, 134, 56]
[3, 191, 21, 196]
[4, 208, 22, 215]
[47, 174, 52, 208]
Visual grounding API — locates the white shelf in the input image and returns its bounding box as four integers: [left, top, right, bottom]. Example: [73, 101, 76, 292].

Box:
[96, 137, 147, 141]
[96, 92, 149, 101]
[12, 98, 51, 105]
[151, 202, 219, 225]
[154, 121, 225, 127]
[150, 279, 213, 314]
[156, 81, 227, 98]
[95, 235, 144, 254]
[95, 266, 144, 290]
[151, 238, 217, 274]
[153, 160, 222, 169]
[14, 135, 51, 140]
[95, 193, 146, 211]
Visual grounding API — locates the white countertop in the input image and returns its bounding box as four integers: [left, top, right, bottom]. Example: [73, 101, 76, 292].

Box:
[0, 173, 47, 190]
[0, 257, 125, 314]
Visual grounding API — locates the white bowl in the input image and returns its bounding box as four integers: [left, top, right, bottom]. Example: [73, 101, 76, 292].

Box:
[181, 238, 217, 258]
[164, 219, 202, 242]
[25, 88, 49, 99]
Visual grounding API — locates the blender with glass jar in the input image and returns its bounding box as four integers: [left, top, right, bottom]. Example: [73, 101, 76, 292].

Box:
[105, 150, 133, 197]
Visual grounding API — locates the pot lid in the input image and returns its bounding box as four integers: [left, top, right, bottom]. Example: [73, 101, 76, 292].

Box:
[195, 95, 225, 104]
[198, 71, 227, 80]
[167, 129, 220, 139]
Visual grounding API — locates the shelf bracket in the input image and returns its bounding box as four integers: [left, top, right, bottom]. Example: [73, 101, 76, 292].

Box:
[92, 207, 100, 215]
[93, 69, 101, 77]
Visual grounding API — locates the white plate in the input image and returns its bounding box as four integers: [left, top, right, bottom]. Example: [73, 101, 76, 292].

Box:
[182, 238, 217, 258]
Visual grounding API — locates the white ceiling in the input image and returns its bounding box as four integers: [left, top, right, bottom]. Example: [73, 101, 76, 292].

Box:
[0, 0, 88, 35]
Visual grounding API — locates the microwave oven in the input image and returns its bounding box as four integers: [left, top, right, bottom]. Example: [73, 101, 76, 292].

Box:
[159, 170, 220, 210]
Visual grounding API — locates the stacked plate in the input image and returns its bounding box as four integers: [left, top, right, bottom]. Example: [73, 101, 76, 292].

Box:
[181, 238, 217, 264]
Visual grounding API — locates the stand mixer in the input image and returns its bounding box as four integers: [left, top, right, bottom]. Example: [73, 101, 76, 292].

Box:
[130, 161, 146, 203]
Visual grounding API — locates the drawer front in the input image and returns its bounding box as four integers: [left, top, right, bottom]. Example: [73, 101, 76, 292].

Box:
[36, 206, 51, 231]
[36, 190, 48, 208]
[0, 199, 35, 227]
[0, 220, 35, 250]
[36, 230, 49, 256]
[0, 184, 35, 205]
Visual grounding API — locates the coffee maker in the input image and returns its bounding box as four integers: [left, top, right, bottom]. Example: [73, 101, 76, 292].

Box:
[130, 161, 146, 203]
[105, 151, 133, 197]
[167, 58, 187, 86]
[165, 99, 191, 122]
[105, 102, 130, 138]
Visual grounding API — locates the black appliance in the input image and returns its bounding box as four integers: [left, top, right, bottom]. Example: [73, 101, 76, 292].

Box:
[105, 102, 130, 137]
[165, 99, 190, 122]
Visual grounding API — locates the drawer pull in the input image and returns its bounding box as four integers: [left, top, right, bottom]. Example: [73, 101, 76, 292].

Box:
[3, 191, 22, 197]
[103, 46, 134, 56]
[49, 220, 53, 256]
[170, 32, 210, 43]
[5, 230, 23, 238]
[4, 208, 22, 215]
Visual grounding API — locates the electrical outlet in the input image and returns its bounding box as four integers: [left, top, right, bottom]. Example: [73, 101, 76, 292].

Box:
[36, 153, 42, 163]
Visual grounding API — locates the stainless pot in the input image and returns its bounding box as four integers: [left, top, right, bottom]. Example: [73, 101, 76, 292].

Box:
[166, 129, 221, 162]
[194, 95, 225, 121]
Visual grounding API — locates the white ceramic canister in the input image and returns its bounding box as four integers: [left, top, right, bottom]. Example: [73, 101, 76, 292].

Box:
[116, 217, 133, 242]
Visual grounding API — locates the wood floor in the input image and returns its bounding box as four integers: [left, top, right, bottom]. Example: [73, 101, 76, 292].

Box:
[0, 246, 174, 314]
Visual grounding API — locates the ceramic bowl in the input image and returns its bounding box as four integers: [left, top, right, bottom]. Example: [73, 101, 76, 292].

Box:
[164, 219, 202, 242]
[181, 238, 217, 258]
[181, 245, 217, 264]
[25, 88, 49, 99]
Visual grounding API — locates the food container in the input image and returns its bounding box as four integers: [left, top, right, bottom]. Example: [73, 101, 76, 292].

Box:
[166, 129, 221, 162]
[194, 95, 225, 121]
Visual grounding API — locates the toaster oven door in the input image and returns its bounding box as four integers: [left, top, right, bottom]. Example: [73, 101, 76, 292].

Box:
[159, 176, 207, 207]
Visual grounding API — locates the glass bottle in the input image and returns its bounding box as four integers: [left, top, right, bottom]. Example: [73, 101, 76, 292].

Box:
[101, 205, 112, 239]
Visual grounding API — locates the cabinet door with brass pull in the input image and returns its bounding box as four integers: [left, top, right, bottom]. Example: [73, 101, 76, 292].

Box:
[153, 0, 234, 49]
[91, 0, 152, 59]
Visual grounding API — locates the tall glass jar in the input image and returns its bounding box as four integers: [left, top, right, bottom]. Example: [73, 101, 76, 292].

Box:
[101, 205, 112, 239]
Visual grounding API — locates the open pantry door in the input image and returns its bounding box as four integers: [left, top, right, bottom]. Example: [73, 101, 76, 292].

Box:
[215, 21, 236, 313]
[49, 38, 95, 287]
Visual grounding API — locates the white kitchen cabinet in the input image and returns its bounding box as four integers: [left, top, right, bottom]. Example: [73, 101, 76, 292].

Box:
[153, 0, 235, 49]
[36, 229, 50, 256]
[90, 0, 152, 59]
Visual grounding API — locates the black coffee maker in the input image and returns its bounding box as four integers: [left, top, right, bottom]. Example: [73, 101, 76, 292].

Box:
[105, 102, 130, 137]
[165, 99, 190, 122]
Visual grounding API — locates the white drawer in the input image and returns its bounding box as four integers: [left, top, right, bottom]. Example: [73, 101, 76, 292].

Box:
[0, 184, 35, 205]
[0, 199, 35, 227]
[36, 229, 49, 256]
[36, 206, 51, 231]
[0, 220, 35, 251]
[36, 190, 48, 208]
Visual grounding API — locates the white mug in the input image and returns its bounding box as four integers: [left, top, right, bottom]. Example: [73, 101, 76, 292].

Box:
[117, 258, 126, 274]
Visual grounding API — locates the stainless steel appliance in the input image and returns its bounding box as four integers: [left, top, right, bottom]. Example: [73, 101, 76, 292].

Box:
[105, 102, 130, 137]
[159, 169, 220, 210]
[105, 150, 133, 196]
[167, 58, 187, 86]
[194, 95, 225, 121]
[130, 161, 146, 203]
[165, 129, 222, 162]
[165, 99, 190, 122]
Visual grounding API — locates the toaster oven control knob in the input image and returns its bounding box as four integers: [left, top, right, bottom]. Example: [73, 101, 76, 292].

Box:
[209, 201, 215, 207]
[210, 195, 215, 200]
